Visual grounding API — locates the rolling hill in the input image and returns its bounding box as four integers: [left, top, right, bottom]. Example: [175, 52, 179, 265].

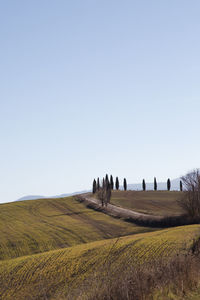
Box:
[0, 224, 199, 300]
[1, 193, 200, 299]
[0, 196, 156, 260]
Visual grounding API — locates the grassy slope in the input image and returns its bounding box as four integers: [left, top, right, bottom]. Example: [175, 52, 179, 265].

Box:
[0, 224, 199, 300]
[111, 190, 184, 216]
[0, 196, 157, 260]
[185, 289, 200, 300]
[1, 194, 199, 299]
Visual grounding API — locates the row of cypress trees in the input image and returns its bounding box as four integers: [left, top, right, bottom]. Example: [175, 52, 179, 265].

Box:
[142, 177, 183, 191]
[92, 175, 127, 194]
[93, 176, 183, 193]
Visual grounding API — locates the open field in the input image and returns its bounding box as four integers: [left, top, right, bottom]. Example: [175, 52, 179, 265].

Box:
[1, 194, 200, 299]
[0, 224, 199, 300]
[110, 190, 184, 216]
[0, 196, 157, 260]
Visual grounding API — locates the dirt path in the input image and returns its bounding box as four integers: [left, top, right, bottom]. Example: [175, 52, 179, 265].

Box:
[76, 193, 164, 225]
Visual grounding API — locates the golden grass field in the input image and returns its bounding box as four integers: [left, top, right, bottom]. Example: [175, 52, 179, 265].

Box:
[0, 193, 200, 300]
[110, 190, 184, 216]
[0, 196, 156, 260]
[1, 224, 200, 300]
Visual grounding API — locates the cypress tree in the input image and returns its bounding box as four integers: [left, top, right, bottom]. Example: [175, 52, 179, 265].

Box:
[142, 179, 146, 191]
[97, 177, 100, 191]
[110, 175, 114, 190]
[154, 177, 157, 191]
[123, 178, 127, 191]
[92, 179, 97, 194]
[167, 178, 171, 191]
[115, 177, 119, 190]
[180, 180, 183, 192]
[105, 174, 109, 190]
[106, 179, 110, 190]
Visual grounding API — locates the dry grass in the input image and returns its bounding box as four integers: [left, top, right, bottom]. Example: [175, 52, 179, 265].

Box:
[1, 194, 200, 299]
[0, 196, 154, 260]
[0, 224, 199, 300]
[111, 190, 184, 216]
[70, 250, 200, 300]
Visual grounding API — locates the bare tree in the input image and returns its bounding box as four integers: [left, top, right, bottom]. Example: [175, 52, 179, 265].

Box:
[106, 182, 112, 205]
[179, 169, 200, 217]
[102, 178, 105, 188]
[97, 187, 107, 207]
[97, 182, 112, 207]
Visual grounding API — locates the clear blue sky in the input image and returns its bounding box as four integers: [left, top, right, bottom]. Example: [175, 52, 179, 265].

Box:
[0, 1, 200, 203]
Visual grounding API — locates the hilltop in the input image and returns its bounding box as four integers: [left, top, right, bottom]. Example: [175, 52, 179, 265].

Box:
[14, 178, 181, 203]
[127, 177, 181, 191]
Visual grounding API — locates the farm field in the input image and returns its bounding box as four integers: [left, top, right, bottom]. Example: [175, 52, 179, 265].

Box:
[0, 224, 199, 300]
[110, 190, 184, 216]
[0, 196, 157, 260]
[1, 194, 200, 299]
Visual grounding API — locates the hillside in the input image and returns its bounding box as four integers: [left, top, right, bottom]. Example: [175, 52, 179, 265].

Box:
[1, 193, 200, 299]
[0, 196, 156, 260]
[110, 190, 184, 216]
[0, 224, 199, 300]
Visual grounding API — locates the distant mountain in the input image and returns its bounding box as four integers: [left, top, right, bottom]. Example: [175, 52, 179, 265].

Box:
[50, 190, 90, 198]
[16, 195, 46, 201]
[15, 191, 89, 202]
